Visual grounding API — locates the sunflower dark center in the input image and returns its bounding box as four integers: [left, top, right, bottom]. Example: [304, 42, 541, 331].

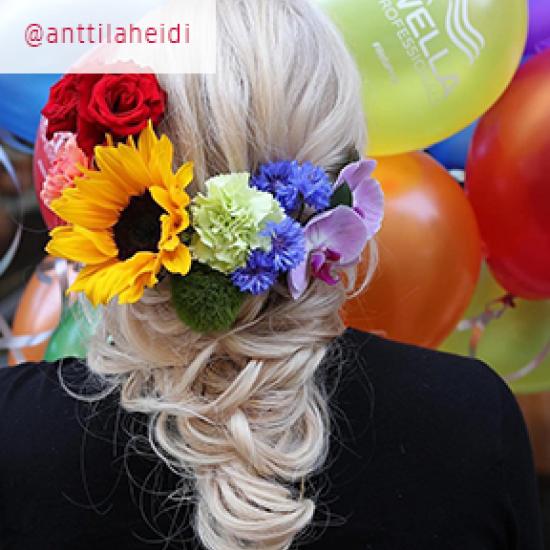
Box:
[113, 190, 164, 261]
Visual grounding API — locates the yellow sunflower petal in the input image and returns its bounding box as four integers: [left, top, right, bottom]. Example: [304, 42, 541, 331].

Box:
[170, 184, 191, 208]
[173, 209, 190, 234]
[159, 213, 173, 245]
[51, 189, 120, 229]
[155, 135, 174, 173]
[151, 180, 191, 217]
[115, 252, 161, 304]
[92, 149, 144, 197]
[137, 120, 158, 166]
[94, 144, 149, 196]
[75, 226, 118, 257]
[72, 175, 128, 210]
[175, 162, 194, 189]
[68, 262, 125, 307]
[156, 163, 175, 191]
[161, 244, 192, 276]
[67, 262, 117, 307]
[145, 136, 174, 189]
[161, 234, 181, 252]
[69, 252, 159, 306]
[110, 251, 158, 289]
[124, 251, 160, 277]
[116, 145, 154, 189]
[150, 186, 172, 214]
[118, 271, 158, 304]
[46, 225, 117, 265]
[158, 211, 189, 250]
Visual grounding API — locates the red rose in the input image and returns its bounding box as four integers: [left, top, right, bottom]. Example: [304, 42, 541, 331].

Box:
[77, 74, 167, 155]
[41, 74, 81, 139]
[41, 72, 167, 157]
[74, 74, 103, 156]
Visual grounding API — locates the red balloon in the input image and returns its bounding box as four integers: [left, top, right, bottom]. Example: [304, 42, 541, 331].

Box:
[466, 50, 550, 299]
[32, 117, 67, 230]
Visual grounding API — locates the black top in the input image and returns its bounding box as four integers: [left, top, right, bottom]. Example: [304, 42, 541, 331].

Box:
[0, 330, 544, 550]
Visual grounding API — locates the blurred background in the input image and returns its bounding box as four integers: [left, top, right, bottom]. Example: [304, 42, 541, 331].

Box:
[1, 0, 550, 544]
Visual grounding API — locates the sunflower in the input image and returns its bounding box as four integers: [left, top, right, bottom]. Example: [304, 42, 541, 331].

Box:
[46, 121, 193, 306]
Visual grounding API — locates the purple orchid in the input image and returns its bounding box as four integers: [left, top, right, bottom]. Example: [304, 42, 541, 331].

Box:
[336, 159, 384, 240]
[288, 206, 369, 299]
[288, 160, 384, 300]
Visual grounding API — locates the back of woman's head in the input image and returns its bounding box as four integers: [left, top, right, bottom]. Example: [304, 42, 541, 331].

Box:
[87, 1, 370, 548]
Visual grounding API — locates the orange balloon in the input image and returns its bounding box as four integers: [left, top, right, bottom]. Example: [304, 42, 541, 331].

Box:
[342, 152, 482, 348]
[8, 257, 63, 365]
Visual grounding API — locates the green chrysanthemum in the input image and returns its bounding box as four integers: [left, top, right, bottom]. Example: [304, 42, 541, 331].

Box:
[190, 173, 284, 273]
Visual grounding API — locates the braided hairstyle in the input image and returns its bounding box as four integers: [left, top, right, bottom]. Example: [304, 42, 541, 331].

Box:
[87, 1, 374, 548]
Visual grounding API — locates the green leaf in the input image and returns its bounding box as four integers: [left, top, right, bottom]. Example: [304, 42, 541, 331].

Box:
[330, 180, 353, 208]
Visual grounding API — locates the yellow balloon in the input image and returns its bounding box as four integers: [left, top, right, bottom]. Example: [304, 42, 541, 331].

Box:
[316, 0, 527, 156]
[440, 265, 550, 395]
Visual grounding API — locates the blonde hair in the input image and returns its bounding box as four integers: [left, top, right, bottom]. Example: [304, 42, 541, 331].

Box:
[86, 1, 375, 548]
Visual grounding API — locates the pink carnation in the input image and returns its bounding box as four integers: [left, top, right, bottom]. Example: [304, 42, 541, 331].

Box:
[41, 135, 89, 208]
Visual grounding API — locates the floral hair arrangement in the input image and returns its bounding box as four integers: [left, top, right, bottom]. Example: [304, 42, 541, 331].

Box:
[41, 71, 384, 333]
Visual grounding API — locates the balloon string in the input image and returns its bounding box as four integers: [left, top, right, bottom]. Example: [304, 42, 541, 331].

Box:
[0, 143, 23, 278]
[457, 294, 516, 357]
[0, 129, 34, 155]
[0, 328, 54, 353]
[457, 294, 550, 382]
[504, 337, 550, 383]
[0, 141, 25, 366]
[0, 313, 25, 365]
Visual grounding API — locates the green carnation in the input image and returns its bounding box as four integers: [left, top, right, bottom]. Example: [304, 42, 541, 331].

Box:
[190, 173, 284, 273]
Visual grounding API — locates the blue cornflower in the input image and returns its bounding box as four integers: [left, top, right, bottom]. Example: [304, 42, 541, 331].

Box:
[250, 161, 301, 214]
[261, 218, 306, 273]
[297, 162, 333, 211]
[251, 160, 332, 214]
[231, 250, 278, 295]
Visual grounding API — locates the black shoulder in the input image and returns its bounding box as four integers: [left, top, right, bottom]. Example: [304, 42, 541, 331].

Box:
[0, 362, 190, 548]
[0, 358, 117, 462]
[325, 329, 516, 497]
[315, 330, 543, 549]
[0, 357, 104, 417]
[337, 328, 510, 426]
[342, 327, 501, 381]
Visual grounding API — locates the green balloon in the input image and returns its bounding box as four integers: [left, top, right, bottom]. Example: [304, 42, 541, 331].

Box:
[440, 265, 550, 394]
[315, 0, 527, 155]
[44, 301, 99, 362]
